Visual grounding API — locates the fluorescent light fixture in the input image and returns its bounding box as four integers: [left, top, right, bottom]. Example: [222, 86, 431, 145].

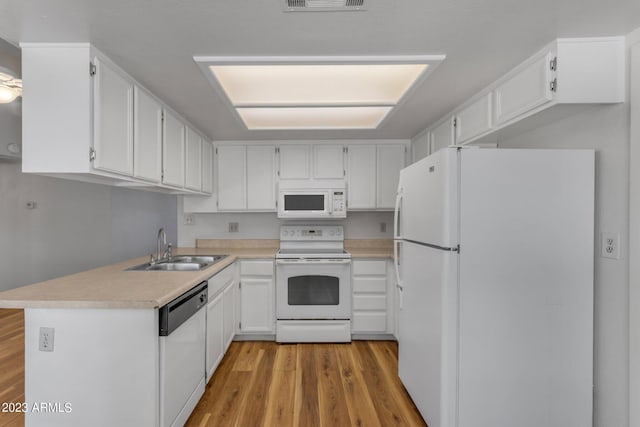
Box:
[0, 67, 22, 104]
[209, 64, 428, 106]
[236, 106, 393, 130]
[194, 56, 446, 130]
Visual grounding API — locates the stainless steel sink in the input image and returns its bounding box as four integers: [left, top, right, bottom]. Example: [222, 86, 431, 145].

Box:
[169, 255, 228, 264]
[146, 262, 206, 271]
[126, 254, 228, 271]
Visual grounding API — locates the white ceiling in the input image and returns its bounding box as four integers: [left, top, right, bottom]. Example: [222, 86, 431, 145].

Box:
[1, 0, 639, 141]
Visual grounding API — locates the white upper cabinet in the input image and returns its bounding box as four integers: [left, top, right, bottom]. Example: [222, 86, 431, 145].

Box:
[430, 118, 455, 154]
[313, 145, 345, 179]
[377, 145, 406, 209]
[185, 127, 202, 191]
[493, 52, 553, 126]
[347, 145, 377, 209]
[133, 86, 162, 183]
[247, 145, 277, 210]
[217, 145, 246, 210]
[201, 141, 213, 195]
[278, 145, 310, 179]
[420, 37, 625, 147]
[92, 57, 134, 176]
[20, 43, 209, 194]
[455, 93, 493, 144]
[347, 144, 407, 210]
[162, 109, 185, 188]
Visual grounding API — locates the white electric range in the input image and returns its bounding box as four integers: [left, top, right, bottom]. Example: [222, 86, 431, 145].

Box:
[275, 225, 352, 342]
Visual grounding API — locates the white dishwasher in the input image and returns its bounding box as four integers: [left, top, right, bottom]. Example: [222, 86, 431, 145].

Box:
[159, 281, 208, 427]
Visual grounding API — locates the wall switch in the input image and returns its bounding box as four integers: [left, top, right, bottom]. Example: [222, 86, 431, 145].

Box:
[601, 232, 620, 259]
[39, 327, 55, 352]
[380, 222, 387, 233]
[183, 214, 196, 226]
[229, 222, 239, 233]
[26, 201, 37, 209]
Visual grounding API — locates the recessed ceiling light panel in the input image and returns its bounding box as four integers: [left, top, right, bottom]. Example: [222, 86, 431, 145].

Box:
[236, 106, 392, 130]
[194, 55, 445, 130]
[209, 64, 427, 106]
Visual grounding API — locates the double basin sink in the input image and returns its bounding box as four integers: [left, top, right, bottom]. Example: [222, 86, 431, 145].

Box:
[128, 255, 228, 272]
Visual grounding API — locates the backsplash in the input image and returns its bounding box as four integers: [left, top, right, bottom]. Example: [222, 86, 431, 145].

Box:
[177, 210, 393, 247]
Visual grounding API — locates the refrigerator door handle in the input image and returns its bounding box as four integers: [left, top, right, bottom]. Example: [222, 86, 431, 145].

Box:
[393, 239, 403, 293]
[393, 190, 403, 239]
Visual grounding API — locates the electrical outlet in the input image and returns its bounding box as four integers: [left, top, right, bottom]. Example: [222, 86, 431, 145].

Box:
[229, 222, 239, 233]
[601, 232, 620, 259]
[183, 214, 196, 226]
[39, 327, 55, 352]
[380, 222, 387, 233]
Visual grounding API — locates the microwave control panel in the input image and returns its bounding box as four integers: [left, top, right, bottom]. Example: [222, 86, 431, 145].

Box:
[332, 191, 346, 215]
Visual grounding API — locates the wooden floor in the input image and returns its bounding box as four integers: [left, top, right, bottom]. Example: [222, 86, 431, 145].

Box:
[0, 310, 425, 427]
[186, 341, 426, 427]
[0, 309, 25, 427]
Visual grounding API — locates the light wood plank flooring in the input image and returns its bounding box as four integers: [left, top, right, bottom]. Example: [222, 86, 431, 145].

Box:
[186, 341, 426, 427]
[0, 309, 25, 427]
[0, 310, 425, 427]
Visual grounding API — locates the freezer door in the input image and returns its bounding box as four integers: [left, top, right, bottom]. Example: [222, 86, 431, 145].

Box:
[397, 240, 458, 427]
[396, 147, 458, 247]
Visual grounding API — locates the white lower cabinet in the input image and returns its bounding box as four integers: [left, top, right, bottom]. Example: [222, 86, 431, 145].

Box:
[205, 292, 224, 381]
[351, 259, 394, 335]
[205, 264, 237, 382]
[238, 260, 275, 334]
[222, 281, 236, 349]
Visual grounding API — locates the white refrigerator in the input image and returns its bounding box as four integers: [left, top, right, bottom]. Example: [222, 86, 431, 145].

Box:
[393, 147, 594, 427]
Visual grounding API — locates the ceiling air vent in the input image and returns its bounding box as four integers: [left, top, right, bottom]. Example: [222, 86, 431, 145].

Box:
[283, 0, 366, 12]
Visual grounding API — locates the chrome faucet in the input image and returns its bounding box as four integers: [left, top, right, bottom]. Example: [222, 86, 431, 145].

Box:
[150, 228, 171, 265]
[157, 228, 167, 262]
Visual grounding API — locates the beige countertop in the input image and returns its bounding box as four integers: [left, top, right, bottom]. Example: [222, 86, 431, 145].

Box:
[0, 239, 393, 310]
[0, 246, 277, 310]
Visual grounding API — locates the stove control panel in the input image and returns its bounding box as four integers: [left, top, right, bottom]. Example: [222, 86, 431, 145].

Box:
[280, 225, 344, 241]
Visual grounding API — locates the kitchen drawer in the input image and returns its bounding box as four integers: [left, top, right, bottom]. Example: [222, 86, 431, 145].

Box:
[353, 294, 386, 310]
[208, 264, 235, 299]
[352, 277, 387, 293]
[240, 260, 274, 276]
[352, 260, 386, 276]
[352, 312, 387, 333]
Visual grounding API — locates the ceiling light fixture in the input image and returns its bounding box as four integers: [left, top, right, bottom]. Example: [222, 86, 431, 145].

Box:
[194, 56, 445, 130]
[0, 67, 22, 104]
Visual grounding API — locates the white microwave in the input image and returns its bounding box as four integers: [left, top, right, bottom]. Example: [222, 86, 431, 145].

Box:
[278, 182, 347, 219]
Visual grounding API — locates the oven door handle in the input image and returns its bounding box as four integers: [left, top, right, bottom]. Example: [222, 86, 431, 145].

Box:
[276, 259, 352, 265]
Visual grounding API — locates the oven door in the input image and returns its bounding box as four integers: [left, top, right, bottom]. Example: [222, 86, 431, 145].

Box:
[276, 259, 351, 319]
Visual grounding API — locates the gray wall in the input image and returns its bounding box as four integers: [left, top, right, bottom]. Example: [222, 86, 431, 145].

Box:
[0, 161, 177, 291]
